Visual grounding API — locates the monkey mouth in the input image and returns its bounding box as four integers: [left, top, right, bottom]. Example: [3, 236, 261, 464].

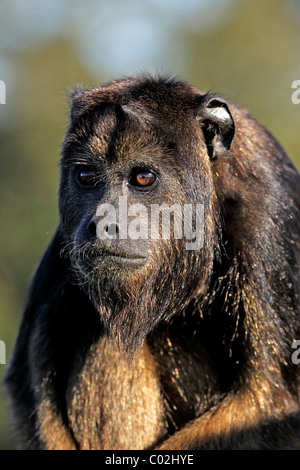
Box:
[98, 251, 148, 266]
[75, 245, 148, 272]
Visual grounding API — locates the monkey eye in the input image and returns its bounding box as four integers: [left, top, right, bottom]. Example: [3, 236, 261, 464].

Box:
[129, 168, 157, 190]
[75, 166, 98, 188]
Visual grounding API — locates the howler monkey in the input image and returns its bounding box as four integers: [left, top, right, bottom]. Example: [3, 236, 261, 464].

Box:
[4, 74, 300, 450]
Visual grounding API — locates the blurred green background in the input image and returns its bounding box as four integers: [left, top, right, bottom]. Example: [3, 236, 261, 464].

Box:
[0, 0, 299, 449]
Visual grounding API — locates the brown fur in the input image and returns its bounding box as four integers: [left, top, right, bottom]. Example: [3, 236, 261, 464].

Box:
[66, 339, 166, 450]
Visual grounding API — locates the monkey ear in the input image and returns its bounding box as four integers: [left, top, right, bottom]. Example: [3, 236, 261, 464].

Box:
[198, 96, 235, 160]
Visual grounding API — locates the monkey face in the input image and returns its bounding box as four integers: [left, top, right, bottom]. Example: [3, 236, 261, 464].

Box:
[59, 76, 235, 353]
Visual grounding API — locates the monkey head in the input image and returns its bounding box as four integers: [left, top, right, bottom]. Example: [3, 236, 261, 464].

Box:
[59, 75, 235, 354]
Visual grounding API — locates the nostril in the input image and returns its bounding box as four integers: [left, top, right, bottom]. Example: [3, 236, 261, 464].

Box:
[105, 223, 119, 238]
[88, 220, 97, 237]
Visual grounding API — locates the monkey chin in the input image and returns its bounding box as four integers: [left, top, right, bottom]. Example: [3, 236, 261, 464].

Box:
[71, 240, 205, 357]
[81, 261, 190, 358]
[68, 257, 154, 356]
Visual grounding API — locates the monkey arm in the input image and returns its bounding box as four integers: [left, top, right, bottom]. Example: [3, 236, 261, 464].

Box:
[156, 284, 300, 450]
[155, 377, 300, 450]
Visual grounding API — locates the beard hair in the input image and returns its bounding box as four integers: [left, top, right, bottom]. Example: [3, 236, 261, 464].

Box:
[69, 239, 208, 357]
[86, 254, 186, 356]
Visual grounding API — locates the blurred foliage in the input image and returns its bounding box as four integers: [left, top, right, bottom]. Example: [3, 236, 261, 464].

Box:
[0, 0, 299, 449]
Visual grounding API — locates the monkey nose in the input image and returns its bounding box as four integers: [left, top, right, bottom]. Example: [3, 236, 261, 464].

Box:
[104, 223, 119, 239]
[89, 219, 120, 240]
